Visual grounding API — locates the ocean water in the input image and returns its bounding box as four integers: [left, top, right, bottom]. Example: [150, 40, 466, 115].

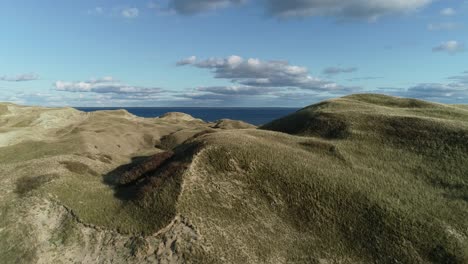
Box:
[75, 107, 299, 126]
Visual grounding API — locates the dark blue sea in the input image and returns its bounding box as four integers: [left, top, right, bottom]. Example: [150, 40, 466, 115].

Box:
[75, 107, 299, 126]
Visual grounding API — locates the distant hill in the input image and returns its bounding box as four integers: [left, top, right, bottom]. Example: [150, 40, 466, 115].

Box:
[212, 119, 257, 130]
[0, 94, 467, 263]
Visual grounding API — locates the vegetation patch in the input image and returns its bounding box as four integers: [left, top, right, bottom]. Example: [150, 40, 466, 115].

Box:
[143, 134, 154, 146]
[0, 141, 79, 164]
[158, 129, 214, 150]
[60, 161, 99, 176]
[262, 112, 350, 139]
[15, 174, 57, 196]
[344, 93, 435, 108]
[381, 116, 468, 154]
[192, 129, 216, 138]
[99, 142, 204, 234]
[299, 140, 346, 161]
[136, 160, 188, 211]
[158, 134, 179, 150]
[175, 94, 468, 263]
[212, 119, 256, 130]
[117, 151, 174, 186]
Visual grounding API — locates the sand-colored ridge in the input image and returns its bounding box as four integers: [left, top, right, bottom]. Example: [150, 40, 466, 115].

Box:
[212, 119, 257, 129]
[158, 112, 203, 122]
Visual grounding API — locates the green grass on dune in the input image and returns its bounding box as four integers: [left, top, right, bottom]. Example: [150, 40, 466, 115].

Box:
[172, 94, 468, 263]
[0, 140, 82, 164]
[454, 105, 468, 111]
[177, 129, 467, 263]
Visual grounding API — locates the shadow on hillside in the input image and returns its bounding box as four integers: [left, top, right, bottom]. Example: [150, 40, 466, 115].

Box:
[103, 156, 148, 185]
[100, 145, 200, 235]
[102, 141, 204, 203]
[102, 156, 154, 201]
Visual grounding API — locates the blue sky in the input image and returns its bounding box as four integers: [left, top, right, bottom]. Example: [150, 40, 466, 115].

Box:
[0, 0, 467, 107]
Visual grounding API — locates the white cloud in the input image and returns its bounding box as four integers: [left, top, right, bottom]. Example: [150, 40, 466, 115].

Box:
[168, 0, 245, 15]
[379, 71, 468, 103]
[265, 0, 432, 20]
[177, 86, 278, 105]
[55, 77, 162, 95]
[122, 7, 139, 18]
[148, 1, 176, 15]
[405, 83, 467, 100]
[160, 0, 434, 20]
[432, 41, 465, 54]
[178, 55, 351, 91]
[449, 72, 468, 84]
[440, 7, 455, 16]
[87, 7, 140, 18]
[197, 86, 276, 95]
[176, 55, 361, 105]
[176, 56, 197, 66]
[0, 73, 39, 82]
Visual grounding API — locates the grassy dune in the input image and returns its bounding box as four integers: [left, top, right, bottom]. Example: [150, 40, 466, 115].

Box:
[455, 105, 468, 110]
[0, 94, 467, 263]
[169, 94, 468, 263]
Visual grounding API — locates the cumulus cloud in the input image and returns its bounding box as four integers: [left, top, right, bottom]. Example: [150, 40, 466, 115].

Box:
[122, 7, 139, 18]
[54, 77, 162, 95]
[427, 22, 460, 31]
[176, 56, 197, 66]
[148, 2, 176, 15]
[0, 73, 39, 82]
[432, 41, 465, 54]
[160, 0, 434, 20]
[197, 86, 276, 95]
[176, 55, 362, 104]
[177, 86, 303, 105]
[87, 7, 140, 18]
[265, 0, 432, 20]
[405, 83, 467, 100]
[168, 0, 244, 15]
[440, 7, 455, 16]
[379, 71, 468, 103]
[448, 72, 468, 84]
[178, 55, 354, 92]
[323, 67, 358, 76]
[178, 86, 345, 106]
